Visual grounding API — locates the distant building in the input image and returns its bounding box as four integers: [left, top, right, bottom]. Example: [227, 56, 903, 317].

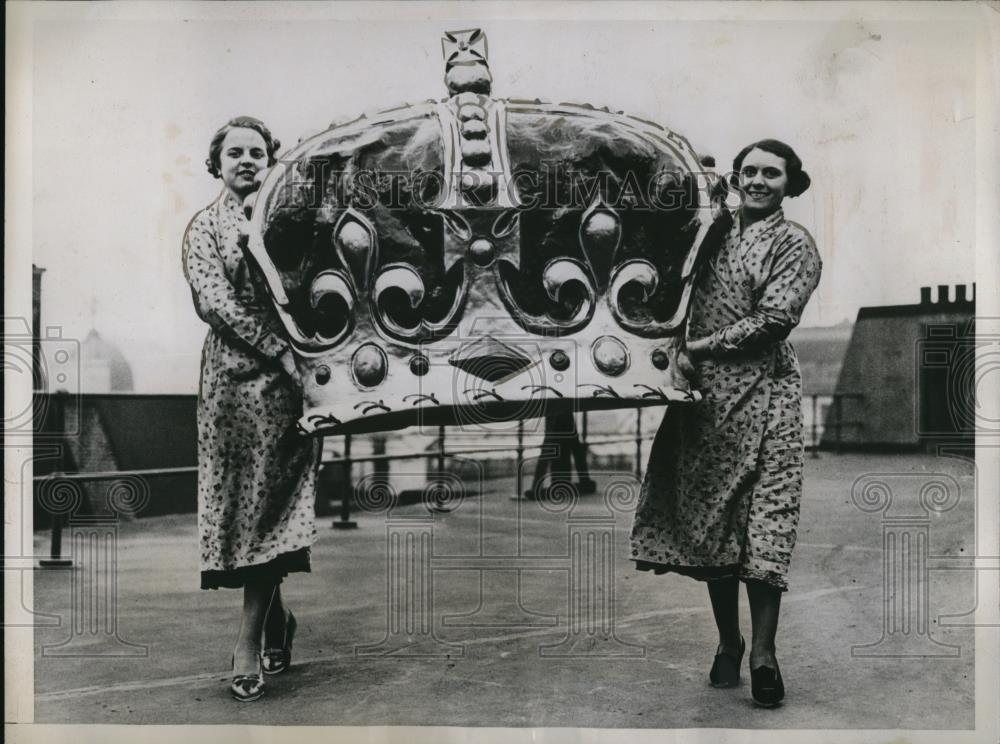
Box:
[789, 321, 853, 396]
[32, 265, 188, 523]
[822, 284, 976, 451]
[78, 329, 134, 392]
[785, 321, 853, 449]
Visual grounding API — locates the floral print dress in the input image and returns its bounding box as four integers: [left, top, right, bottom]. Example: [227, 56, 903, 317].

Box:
[629, 208, 822, 590]
[183, 191, 320, 590]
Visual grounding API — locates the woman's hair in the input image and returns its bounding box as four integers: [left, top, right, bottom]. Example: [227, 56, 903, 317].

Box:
[205, 116, 281, 178]
[730, 139, 811, 198]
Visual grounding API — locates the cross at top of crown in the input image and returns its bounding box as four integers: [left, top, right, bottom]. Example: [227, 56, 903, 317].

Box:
[442, 28, 492, 96]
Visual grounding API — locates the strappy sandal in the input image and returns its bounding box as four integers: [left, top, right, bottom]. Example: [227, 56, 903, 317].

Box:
[230, 654, 264, 702]
[709, 636, 745, 688]
[262, 610, 297, 676]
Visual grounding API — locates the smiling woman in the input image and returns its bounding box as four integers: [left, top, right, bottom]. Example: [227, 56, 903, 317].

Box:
[630, 138, 821, 708]
[205, 116, 281, 188]
[183, 116, 318, 703]
[731, 139, 812, 219]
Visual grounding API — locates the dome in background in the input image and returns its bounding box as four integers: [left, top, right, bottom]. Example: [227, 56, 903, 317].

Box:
[79, 329, 134, 392]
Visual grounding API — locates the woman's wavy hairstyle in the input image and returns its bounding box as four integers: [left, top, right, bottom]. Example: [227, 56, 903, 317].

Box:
[205, 116, 281, 178]
[730, 139, 811, 198]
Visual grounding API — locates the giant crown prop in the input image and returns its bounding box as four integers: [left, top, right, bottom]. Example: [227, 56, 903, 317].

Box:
[247, 29, 726, 435]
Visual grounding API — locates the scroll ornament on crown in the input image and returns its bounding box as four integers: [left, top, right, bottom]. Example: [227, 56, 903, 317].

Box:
[245, 29, 728, 435]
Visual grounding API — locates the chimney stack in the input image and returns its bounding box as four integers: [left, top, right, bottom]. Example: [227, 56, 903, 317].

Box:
[937, 284, 950, 304]
[920, 287, 932, 304]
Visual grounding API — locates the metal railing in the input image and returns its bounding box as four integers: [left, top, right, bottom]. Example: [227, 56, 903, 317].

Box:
[804, 392, 864, 456]
[31, 406, 657, 562]
[30, 393, 862, 564]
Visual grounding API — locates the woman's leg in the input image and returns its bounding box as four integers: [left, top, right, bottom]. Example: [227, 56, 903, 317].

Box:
[263, 584, 287, 646]
[529, 441, 553, 494]
[233, 578, 278, 674]
[746, 579, 781, 669]
[570, 435, 592, 483]
[707, 576, 742, 652]
[551, 434, 573, 489]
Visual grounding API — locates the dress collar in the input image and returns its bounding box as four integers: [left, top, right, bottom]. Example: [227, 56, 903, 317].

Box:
[215, 188, 244, 216]
[733, 207, 785, 242]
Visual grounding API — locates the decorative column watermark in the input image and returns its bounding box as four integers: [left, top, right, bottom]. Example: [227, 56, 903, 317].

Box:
[851, 473, 962, 658]
[42, 477, 149, 658]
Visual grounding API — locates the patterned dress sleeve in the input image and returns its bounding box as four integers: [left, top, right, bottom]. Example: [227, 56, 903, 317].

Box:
[182, 209, 289, 360]
[709, 225, 822, 354]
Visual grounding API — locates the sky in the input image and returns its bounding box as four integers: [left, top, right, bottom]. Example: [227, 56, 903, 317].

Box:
[24, 9, 980, 393]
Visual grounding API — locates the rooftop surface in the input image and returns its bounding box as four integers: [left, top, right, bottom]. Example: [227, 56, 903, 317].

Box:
[28, 452, 978, 730]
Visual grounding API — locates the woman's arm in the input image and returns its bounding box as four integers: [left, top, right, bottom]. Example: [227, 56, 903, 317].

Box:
[182, 209, 290, 362]
[689, 227, 822, 361]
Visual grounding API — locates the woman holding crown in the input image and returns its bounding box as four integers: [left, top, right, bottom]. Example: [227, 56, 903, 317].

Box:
[630, 139, 822, 707]
[182, 116, 320, 702]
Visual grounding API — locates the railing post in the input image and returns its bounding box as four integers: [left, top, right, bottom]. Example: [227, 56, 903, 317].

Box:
[515, 418, 524, 498]
[437, 424, 446, 477]
[834, 395, 844, 455]
[634, 408, 643, 480]
[40, 392, 75, 568]
[39, 490, 72, 568]
[372, 434, 387, 480]
[811, 394, 820, 459]
[333, 433, 357, 529]
[433, 425, 447, 510]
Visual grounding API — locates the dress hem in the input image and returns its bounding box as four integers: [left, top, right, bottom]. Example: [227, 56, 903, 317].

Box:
[201, 547, 311, 590]
[632, 559, 788, 591]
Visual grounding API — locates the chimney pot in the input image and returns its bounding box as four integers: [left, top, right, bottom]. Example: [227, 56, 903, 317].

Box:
[920, 287, 932, 304]
[937, 284, 950, 304]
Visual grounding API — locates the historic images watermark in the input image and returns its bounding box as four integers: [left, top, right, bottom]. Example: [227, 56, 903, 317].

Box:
[352, 459, 645, 659]
[920, 317, 1000, 634]
[850, 318, 1000, 658]
[915, 317, 1000, 439]
[4, 316, 81, 438]
[850, 472, 963, 658]
[37, 477, 150, 658]
[266, 162, 738, 214]
[3, 316, 81, 630]
[414, 324, 573, 440]
[4, 316, 147, 655]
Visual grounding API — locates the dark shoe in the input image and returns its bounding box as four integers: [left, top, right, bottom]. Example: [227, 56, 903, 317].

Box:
[577, 478, 597, 495]
[634, 560, 670, 575]
[750, 661, 784, 707]
[709, 636, 745, 688]
[524, 486, 555, 501]
[262, 610, 297, 675]
[230, 654, 264, 702]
